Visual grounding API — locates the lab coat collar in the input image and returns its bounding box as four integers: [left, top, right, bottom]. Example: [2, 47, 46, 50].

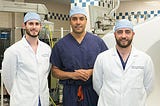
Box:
[112, 45, 138, 57]
[22, 36, 40, 48]
[125, 46, 139, 71]
[112, 46, 139, 71]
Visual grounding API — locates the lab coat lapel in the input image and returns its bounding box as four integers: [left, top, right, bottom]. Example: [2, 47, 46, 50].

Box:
[125, 47, 138, 71]
[112, 47, 122, 70]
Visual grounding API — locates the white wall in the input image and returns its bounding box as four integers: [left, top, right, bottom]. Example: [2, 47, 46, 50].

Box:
[146, 41, 160, 106]
[118, 1, 160, 12]
[116, 1, 160, 25]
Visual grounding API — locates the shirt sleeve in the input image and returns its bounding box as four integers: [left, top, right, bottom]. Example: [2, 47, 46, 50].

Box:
[93, 54, 104, 95]
[2, 48, 17, 94]
[144, 56, 155, 96]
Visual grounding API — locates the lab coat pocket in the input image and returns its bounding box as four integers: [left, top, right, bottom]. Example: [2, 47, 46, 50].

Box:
[130, 67, 144, 89]
[130, 76, 145, 106]
[132, 76, 143, 89]
[130, 78, 146, 106]
[39, 54, 50, 71]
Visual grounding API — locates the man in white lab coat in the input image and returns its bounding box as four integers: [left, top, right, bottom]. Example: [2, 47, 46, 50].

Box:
[2, 12, 51, 106]
[93, 19, 154, 106]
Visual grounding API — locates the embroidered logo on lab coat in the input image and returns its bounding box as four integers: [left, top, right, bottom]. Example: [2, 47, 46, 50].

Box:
[132, 66, 144, 69]
[41, 53, 50, 57]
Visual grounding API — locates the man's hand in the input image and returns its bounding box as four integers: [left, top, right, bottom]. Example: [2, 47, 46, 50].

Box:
[72, 69, 93, 81]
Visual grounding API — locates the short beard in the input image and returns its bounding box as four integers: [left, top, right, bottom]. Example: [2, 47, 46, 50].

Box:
[116, 38, 132, 48]
[26, 29, 39, 38]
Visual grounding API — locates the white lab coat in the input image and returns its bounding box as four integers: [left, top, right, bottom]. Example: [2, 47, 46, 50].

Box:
[2, 37, 51, 106]
[93, 46, 154, 106]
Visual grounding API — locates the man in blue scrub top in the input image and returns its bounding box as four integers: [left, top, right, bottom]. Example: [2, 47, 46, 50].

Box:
[50, 6, 108, 106]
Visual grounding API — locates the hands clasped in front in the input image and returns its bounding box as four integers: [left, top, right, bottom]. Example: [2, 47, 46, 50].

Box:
[72, 69, 92, 81]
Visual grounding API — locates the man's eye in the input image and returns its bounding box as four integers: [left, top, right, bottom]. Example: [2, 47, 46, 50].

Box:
[125, 30, 131, 34]
[117, 30, 123, 34]
[71, 17, 86, 21]
[28, 23, 34, 25]
[71, 17, 77, 21]
[35, 23, 40, 25]
[79, 17, 85, 21]
[116, 30, 131, 34]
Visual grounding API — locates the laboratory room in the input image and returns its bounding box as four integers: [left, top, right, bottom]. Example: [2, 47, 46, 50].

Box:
[0, 0, 159, 106]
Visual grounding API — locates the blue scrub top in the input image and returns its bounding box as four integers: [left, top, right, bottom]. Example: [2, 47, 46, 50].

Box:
[50, 32, 108, 106]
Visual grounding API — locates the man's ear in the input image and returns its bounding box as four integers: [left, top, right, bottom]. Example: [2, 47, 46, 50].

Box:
[40, 24, 42, 30]
[133, 32, 135, 36]
[22, 23, 25, 30]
